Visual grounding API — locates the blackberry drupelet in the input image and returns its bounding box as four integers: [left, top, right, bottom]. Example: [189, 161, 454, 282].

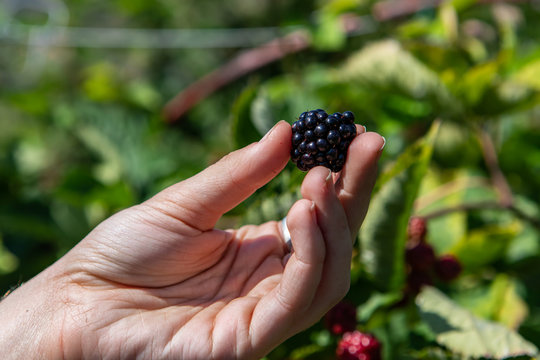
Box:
[291, 109, 357, 172]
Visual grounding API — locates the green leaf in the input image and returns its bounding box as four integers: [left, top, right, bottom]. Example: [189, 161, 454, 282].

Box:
[357, 292, 403, 324]
[83, 62, 121, 102]
[0, 238, 18, 274]
[417, 286, 538, 359]
[415, 169, 471, 253]
[336, 40, 461, 117]
[512, 58, 540, 91]
[126, 81, 162, 111]
[450, 222, 521, 270]
[231, 85, 261, 149]
[359, 121, 440, 291]
[312, 12, 346, 51]
[289, 344, 327, 360]
[456, 61, 499, 106]
[399, 347, 463, 360]
[487, 275, 529, 330]
[76, 125, 123, 184]
[251, 89, 277, 135]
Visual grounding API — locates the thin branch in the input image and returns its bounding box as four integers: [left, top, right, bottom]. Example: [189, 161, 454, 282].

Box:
[422, 201, 502, 220]
[477, 126, 514, 207]
[418, 126, 540, 229]
[162, 30, 311, 122]
[162, 15, 376, 122]
[421, 201, 540, 230]
[373, 0, 443, 21]
[373, 0, 530, 21]
[414, 176, 490, 211]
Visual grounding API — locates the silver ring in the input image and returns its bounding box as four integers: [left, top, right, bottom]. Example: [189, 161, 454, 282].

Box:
[280, 217, 293, 251]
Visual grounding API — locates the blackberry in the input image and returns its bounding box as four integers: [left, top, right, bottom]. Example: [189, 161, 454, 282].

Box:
[291, 109, 357, 172]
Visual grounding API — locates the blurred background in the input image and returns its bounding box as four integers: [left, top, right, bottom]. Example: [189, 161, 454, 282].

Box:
[1, 0, 540, 358]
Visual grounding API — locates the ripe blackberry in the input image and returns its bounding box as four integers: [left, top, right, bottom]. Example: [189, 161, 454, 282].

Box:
[434, 254, 462, 282]
[336, 331, 382, 360]
[291, 109, 357, 172]
[324, 301, 357, 335]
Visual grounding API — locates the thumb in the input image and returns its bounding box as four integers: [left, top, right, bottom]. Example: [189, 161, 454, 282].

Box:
[147, 121, 291, 231]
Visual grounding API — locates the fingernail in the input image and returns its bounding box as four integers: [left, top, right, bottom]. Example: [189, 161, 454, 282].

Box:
[379, 136, 386, 152]
[260, 121, 280, 143]
[362, 125, 367, 133]
[309, 200, 317, 223]
[325, 169, 332, 183]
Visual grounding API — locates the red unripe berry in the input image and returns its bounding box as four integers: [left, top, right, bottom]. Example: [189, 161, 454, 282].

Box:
[435, 254, 462, 282]
[337, 331, 382, 360]
[405, 242, 436, 271]
[407, 217, 427, 243]
[324, 301, 357, 335]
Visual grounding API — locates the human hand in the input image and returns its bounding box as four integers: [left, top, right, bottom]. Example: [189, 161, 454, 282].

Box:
[0, 121, 384, 359]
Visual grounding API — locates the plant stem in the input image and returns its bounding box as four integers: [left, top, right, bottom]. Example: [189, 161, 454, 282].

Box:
[477, 126, 514, 207]
[422, 201, 540, 230]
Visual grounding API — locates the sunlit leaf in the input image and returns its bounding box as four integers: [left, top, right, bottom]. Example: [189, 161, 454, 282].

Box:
[336, 40, 461, 117]
[312, 12, 346, 51]
[357, 291, 403, 324]
[289, 344, 327, 360]
[83, 62, 121, 102]
[126, 81, 162, 111]
[513, 58, 540, 91]
[456, 61, 499, 106]
[251, 89, 277, 135]
[359, 121, 440, 291]
[487, 275, 529, 330]
[450, 222, 521, 269]
[0, 238, 18, 274]
[417, 286, 538, 359]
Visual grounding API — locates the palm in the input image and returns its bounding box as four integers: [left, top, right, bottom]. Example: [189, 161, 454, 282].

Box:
[64, 218, 297, 359]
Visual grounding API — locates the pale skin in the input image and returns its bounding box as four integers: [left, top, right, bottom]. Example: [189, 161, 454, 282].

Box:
[0, 121, 384, 359]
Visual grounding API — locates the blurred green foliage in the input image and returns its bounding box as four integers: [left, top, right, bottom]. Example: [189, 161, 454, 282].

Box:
[2, 0, 540, 358]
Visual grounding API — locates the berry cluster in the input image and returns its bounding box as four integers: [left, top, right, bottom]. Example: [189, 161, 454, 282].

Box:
[325, 302, 382, 360]
[336, 331, 382, 360]
[405, 217, 462, 293]
[291, 109, 357, 172]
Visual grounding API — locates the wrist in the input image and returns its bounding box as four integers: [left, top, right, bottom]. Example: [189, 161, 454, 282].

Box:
[0, 264, 67, 359]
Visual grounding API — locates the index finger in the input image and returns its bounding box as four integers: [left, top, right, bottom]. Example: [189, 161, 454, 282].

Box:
[335, 129, 385, 238]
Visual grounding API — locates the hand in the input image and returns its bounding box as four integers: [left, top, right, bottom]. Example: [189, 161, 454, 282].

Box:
[0, 121, 384, 359]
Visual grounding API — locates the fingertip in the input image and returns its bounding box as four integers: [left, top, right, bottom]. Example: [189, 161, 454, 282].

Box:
[287, 199, 316, 229]
[259, 121, 292, 146]
[351, 131, 385, 154]
[335, 131, 384, 236]
[300, 166, 334, 200]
